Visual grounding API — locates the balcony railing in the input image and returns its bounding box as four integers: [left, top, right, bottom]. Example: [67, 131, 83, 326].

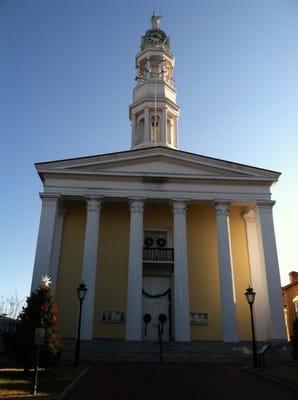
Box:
[143, 247, 174, 262]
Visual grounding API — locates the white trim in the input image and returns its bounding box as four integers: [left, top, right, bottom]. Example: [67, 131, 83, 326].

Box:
[38, 169, 276, 182]
[42, 181, 273, 202]
[35, 147, 280, 179]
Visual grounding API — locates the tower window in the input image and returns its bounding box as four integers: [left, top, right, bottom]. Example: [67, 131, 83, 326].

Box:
[136, 118, 144, 145]
[167, 119, 172, 144]
[151, 116, 160, 142]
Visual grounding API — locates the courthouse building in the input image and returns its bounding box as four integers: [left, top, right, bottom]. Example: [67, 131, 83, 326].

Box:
[31, 15, 286, 343]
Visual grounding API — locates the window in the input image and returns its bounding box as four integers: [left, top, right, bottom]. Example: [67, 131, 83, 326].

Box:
[144, 231, 168, 248]
[137, 118, 144, 144]
[167, 119, 172, 144]
[151, 116, 160, 142]
[293, 297, 298, 316]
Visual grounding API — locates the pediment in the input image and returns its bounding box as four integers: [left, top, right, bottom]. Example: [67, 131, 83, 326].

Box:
[64, 157, 249, 177]
[35, 147, 280, 182]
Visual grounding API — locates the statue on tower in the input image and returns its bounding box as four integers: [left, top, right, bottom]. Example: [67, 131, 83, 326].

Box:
[151, 12, 162, 29]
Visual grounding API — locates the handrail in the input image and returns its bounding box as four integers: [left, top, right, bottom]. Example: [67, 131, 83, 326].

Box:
[143, 247, 174, 262]
[257, 343, 270, 368]
[158, 324, 163, 362]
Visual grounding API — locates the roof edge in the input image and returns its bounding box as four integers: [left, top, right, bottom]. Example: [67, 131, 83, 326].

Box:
[35, 146, 281, 177]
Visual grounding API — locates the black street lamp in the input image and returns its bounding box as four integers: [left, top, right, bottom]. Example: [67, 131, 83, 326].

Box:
[74, 281, 88, 366]
[244, 285, 258, 368]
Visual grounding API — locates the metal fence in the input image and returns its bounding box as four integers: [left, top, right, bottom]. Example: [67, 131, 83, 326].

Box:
[143, 247, 174, 262]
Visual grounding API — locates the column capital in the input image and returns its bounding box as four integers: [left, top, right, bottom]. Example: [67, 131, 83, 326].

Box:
[171, 199, 188, 215]
[85, 197, 103, 212]
[214, 201, 230, 217]
[129, 198, 144, 213]
[257, 200, 276, 212]
[243, 208, 256, 223]
[39, 193, 61, 206]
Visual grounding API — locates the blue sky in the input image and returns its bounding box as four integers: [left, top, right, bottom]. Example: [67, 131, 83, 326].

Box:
[1, 0, 298, 303]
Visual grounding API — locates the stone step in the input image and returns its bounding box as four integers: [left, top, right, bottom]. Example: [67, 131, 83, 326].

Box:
[61, 352, 250, 363]
[60, 340, 291, 363]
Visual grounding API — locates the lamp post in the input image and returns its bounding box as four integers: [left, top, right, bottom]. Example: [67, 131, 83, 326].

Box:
[244, 285, 258, 368]
[74, 281, 88, 366]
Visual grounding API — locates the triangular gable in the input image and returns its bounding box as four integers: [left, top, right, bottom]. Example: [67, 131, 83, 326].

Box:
[35, 146, 280, 181]
[62, 156, 251, 177]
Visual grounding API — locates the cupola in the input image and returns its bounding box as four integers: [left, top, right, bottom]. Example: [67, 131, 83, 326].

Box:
[129, 13, 180, 150]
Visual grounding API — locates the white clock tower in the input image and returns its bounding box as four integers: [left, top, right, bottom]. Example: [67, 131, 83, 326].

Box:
[130, 13, 180, 149]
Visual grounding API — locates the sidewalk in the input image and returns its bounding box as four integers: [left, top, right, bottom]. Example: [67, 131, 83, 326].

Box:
[243, 362, 297, 391]
[64, 362, 297, 400]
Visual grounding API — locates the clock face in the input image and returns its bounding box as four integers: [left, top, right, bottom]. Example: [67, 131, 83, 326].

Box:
[146, 30, 167, 45]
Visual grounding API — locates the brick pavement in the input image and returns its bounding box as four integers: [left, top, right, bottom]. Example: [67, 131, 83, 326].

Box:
[64, 362, 297, 400]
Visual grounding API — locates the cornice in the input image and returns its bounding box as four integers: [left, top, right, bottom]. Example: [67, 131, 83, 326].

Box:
[136, 47, 174, 61]
[38, 169, 278, 186]
[129, 97, 180, 116]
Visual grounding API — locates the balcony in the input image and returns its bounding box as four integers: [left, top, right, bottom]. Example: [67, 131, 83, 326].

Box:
[143, 247, 174, 263]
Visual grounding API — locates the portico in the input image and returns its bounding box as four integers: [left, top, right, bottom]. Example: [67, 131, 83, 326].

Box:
[31, 153, 286, 343]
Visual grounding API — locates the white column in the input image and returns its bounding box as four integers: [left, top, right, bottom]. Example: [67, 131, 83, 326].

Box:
[144, 107, 150, 143]
[80, 197, 102, 340]
[146, 60, 151, 80]
[174, 117, 178, 148]
[131, 112, 136, 148]
[172, 200, 190, 342]
[161, 108, 167, 145]
[31, 193, 60, 292]
[257, 201, 286, 340]
[125, 199, 144, 341]
[49, 205, 66, 295]
[243, 209, 270, 340]
[214, 202, 238, 342]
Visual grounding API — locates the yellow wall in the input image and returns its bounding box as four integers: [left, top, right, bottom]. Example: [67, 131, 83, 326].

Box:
[93, 202, 129, 339]
[143, 203, 172, 237]
[55, 200, 252, 341]
[229, 206, 251, 340]
[55, 201, 86, 338]
[187, 204, 221, 340]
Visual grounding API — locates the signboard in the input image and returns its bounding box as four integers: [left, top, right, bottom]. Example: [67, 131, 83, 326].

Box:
[190, 313, 208, 325]
[102, 311, 125, 323]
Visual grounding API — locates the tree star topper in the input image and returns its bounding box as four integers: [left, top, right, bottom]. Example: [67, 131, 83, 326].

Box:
[41, 275, 51, 288]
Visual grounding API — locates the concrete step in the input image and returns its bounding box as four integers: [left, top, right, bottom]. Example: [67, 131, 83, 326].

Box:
[60, 340, 291, 363]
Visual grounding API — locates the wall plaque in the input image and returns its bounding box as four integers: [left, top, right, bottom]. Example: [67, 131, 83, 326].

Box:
[190, 312, 208, 325]
[102, 311, 125, 323]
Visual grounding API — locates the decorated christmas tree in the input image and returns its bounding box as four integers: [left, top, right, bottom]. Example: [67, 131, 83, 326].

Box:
[12, 275, 63, 369]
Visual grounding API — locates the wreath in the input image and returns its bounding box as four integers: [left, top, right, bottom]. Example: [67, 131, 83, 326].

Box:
[159, 314, 167, 324]
[144, 237, 154, 247]
[143, 313, 152, 324]
[157, 238, 166, 248]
